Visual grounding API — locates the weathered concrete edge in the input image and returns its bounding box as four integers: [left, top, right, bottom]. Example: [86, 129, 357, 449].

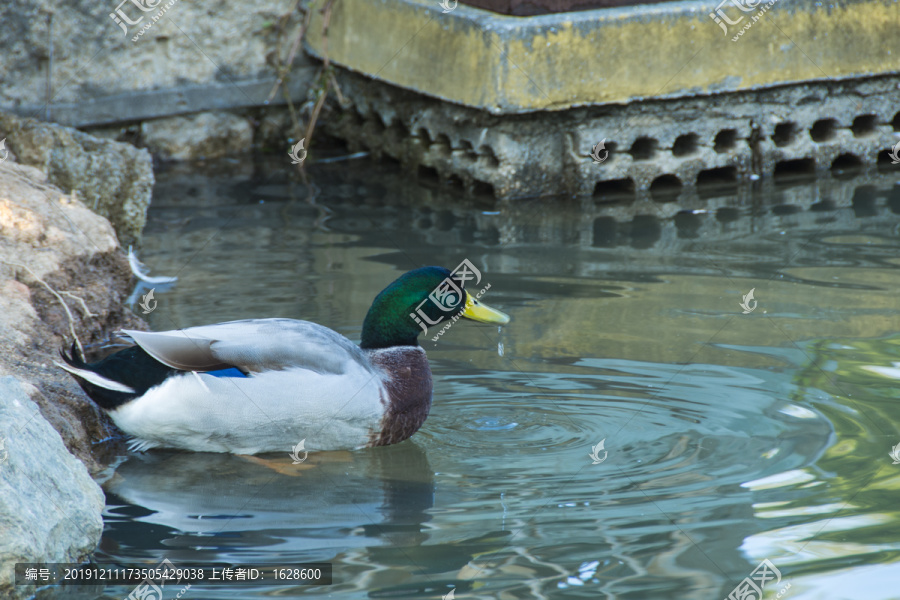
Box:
[2, 68, 318, 128]
[304, 0, 900, 113]
[322, 67, 900, 200]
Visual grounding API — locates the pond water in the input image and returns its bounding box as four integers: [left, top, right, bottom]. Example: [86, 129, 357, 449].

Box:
[87, 156, 900, 599]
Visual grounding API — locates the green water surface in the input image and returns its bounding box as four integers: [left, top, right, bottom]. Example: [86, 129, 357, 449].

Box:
[87, 157, 900, 600]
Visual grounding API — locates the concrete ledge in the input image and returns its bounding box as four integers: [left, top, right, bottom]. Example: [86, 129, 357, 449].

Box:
[323, 67, 900, 199]
[305, 0, 900, 113]
[4, 73, 316, 128]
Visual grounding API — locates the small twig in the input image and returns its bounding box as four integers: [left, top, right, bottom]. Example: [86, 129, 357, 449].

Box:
[2, 261, 84, 356]
[302, 0, 337, 144]
[268, 0, 338, 166]
[283, 79, 304, 136]
[265, 0, 313, 104]
[60, 291, 98, 317]
[320, 0, 336, 70]
[304, 76, 331, 148]
[328, 70, 346, 106]
[46, 11, 54, 121]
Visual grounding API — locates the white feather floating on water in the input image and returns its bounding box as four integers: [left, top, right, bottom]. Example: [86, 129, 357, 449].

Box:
[127, 247, 178, 284]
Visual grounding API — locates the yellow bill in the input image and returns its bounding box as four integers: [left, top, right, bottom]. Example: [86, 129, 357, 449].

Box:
[461, 294, 510, 325]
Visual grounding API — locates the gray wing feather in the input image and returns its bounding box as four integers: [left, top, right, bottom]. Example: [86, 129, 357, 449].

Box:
[119, 319, 372, 375]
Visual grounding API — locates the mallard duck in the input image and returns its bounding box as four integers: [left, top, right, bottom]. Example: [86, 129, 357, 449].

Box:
[57, 266, 509, 454]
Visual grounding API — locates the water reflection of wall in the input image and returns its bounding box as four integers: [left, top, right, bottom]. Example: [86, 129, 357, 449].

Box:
[144, 159, 900, 369]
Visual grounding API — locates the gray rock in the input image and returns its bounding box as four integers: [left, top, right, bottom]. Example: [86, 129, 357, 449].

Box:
[0, 377, 104, 600]
[0, 159, 141, 474]
[0, 112, 153, 246]
[141, 111, 254, 160]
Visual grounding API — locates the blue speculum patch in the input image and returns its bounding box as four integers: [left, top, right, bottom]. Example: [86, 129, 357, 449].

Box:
[206, 368, 247, 378]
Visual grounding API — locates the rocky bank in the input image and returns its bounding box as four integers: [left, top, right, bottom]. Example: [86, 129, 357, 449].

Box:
[0, 114, 151, 599]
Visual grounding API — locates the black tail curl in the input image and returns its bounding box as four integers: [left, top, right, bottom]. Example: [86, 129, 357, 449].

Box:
[57, 341, 178, 410]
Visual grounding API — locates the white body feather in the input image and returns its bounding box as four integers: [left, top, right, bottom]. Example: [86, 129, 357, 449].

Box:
[106, 319, 393, 454]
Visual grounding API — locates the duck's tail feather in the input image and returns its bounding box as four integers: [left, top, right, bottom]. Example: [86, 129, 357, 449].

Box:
[57, 342, 138, 410]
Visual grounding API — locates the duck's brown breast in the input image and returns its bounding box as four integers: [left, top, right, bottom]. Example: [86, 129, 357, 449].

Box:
[366, 346, 433, 447]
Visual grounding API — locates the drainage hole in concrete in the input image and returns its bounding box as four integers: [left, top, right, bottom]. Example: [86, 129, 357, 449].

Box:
[346, 108, 366, 127]
[416, 128, 433, 146]
[418, 165, 440, 182]
[593, 178, 635, 201]
[592, 140, 620, 161]
[697, 166, 738, 198]
[629, 137, 658, 161]
[772, 122, 797, 147]
[472, 180, 495, 197]
[830, 153, 864, 179]
[388, 121, 410, 140]
[713, 129, 738, 153]
[774, 158, 816, 181]
[434, 134, 452, 156]
[478, 145, 500, 168]
[457, 140, 478, 161]
[649, 174, 682, 202]
[851, 114, 879, 137]
[672, 134, 699, 157]
[810, 119, 838, 142]
[446, 174, 464, 189]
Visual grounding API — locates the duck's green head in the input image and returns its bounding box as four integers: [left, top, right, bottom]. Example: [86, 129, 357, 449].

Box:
[360, 266, 510, 349]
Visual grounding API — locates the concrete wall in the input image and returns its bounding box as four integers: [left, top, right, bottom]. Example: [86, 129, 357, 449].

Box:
[0, 0, 316, 157]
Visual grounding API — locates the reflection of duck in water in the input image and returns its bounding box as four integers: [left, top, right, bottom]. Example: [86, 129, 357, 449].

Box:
[58, 267, 509, 454]
[101, 445, 511, 599]
[101, 443, 437, 562]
